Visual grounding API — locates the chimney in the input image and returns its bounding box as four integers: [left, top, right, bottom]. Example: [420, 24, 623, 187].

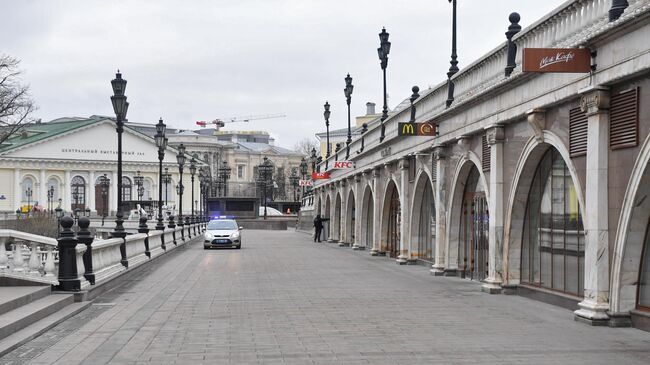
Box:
[366, 102, 376, 115]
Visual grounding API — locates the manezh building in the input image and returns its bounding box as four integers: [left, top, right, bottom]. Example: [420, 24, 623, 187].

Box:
[308, 0, 650, 330]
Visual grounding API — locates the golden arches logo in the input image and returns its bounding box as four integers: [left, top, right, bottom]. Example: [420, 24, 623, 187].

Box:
[401, 123, 415, 135]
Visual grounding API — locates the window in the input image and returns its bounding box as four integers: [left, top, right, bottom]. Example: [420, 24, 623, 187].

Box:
[21, 177, 34, 201]
[521, 147, 584, 296]
[237, 165, 245, 179]
[122, 176, 132, 201]
[47, 178, 59, 201]
[71, 175, 86, 208]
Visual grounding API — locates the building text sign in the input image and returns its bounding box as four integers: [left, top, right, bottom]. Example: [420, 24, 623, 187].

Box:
[523, 48, 591, 73]
[299, 179, 313, 187]
[398, 122, 437, 136]
[331, 161, 354, 169]
[312, 172, 331, 180]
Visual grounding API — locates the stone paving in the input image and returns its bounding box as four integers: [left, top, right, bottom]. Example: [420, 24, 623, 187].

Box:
[2, 229, 650, 364]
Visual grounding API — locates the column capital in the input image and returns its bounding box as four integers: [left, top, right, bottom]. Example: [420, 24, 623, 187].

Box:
[433, 145, 446, 160]
[354, 174, 361, 183]
[485, 124, 506, 145]
[579, 85, 610, 116]
[399, 158, 409, 170]
[372, 167, 381, 178]
[526, 108, 546, 142]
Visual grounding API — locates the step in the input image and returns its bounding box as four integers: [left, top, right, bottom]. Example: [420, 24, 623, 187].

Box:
[0, 286, 51, 316]
[0, 294, 74, 341]
[0, 301, 91, 357]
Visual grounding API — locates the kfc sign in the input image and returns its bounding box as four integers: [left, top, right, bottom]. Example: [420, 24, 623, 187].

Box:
[332, 161, 354, 169]
[299, 179, 313, 187]
[312, 171, 331, 180]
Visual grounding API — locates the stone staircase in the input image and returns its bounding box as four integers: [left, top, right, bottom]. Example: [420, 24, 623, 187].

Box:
[0, 285, 90, 356]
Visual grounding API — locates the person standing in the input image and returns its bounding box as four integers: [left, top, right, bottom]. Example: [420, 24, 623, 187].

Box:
[313, 214, 329, 242]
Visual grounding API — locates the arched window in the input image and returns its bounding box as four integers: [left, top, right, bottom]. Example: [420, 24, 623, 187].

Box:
[521, 147, 584, 296]
[21, 177, 35, 202]
[122, 176, 132, 201]
[47, 177, 60, 201]
[143, 179, 152, 201]
[71, 175, 86, 210]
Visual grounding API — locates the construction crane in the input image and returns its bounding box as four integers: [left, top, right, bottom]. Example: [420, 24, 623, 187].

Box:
[196, 113, 286, 131]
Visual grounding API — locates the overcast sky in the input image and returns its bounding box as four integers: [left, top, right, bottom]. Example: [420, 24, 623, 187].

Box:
[2, 0, 566, 149]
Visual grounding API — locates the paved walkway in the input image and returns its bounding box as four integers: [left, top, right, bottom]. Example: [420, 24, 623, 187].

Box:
[2, 229, 650, 364]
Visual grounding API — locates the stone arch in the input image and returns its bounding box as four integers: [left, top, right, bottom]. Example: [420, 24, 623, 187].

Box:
[360, 184, 374, 249]
[20, 174, 38, 203]
[380, 178, 400, 257]
[345, 189, 355, 245]
[410, 169, 436, 262]
[503, 132, 586, 286]
[333, 192, 342, 242]
[611, 132, 650, 314]
[46, 175, 62, 204]
[445, 153, 488, 274]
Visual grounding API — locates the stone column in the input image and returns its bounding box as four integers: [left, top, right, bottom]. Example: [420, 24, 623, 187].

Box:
[397, 158, 411, 264]
[14, 168, 21, 210]
[575, 86, 611, 324]
[371, 168, 383, 256]
[353, 174, 364, 250]
[89, 171, 95, 212]
[431, 146, 447, 275]
[64, 170, 71, 212]
[339, 181, 347, 246]
[327, 185, 335, 242]
[39, 169, 46, 207]
[482, 125, 505, 294]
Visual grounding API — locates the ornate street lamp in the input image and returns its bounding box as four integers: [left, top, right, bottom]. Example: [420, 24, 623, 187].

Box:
[289, 170, 299, 202]
[55, 206, 64, 238]
[134, 171, 144, 207]
[176, 143, 186, 230]
[344, 74, 354, 160]
[47, 186, 54, 214]
[155, 118, 167, 231]
[257, 157, 274, 220]
[162, 167, 171, 206]
[446, 0, 459, 108]
[218, 161, 231, 197]
[25, 187, 32, 216]
[99, 174, 110, 226]
[299, 158, 308, 198]
[378, 27, 391, 142]
[323, 101, 331, 160]
[189, 155, 197, 223]
[110, 70, 129, 239]
[310, 148, 317, 173]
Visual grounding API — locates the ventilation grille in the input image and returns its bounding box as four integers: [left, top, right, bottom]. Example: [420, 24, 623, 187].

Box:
[610, 88, 639, 150]
[569, 107, 588, 157]
[431, 157, 437, 182]
[482, 134, 491, 171]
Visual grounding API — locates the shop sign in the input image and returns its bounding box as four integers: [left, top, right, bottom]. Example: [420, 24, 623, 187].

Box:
[311, 171, 331, 180]
[331, 161, 354, 169]
[299, 179, 313, 187]
[523, 48, 591, 73]
[398, 122, 437, 136]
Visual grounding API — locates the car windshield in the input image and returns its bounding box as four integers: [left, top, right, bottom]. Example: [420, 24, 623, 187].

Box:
[207, 220, 238, 230]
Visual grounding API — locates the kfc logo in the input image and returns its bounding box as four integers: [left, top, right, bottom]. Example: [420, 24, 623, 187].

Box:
[332, 161, 354, 169]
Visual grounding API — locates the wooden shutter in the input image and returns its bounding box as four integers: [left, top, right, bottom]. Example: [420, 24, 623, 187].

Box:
[482, 134, 491, 171]
[610, 88, 639, 150]
[569, 107, 588, 157]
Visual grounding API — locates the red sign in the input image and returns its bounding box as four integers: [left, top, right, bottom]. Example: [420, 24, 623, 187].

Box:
[523, 48, 591, 73]
[332, 161, 354, 169]
[299, 179, 313, 187]
[311, 171, 330, 180]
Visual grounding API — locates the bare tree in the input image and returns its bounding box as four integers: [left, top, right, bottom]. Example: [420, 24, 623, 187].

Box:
[292, 137, 318, 157]
[0, 55, 36, 145]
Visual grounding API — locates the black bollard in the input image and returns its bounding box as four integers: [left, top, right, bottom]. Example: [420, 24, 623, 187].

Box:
[138, 215, 151, 258]
[57, 216, 80, 291]
[168, 214, 177, 246]
[77, 216, 95, 285]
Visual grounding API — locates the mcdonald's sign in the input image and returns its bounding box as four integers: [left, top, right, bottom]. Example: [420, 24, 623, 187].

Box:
[398, 122, 436, 136]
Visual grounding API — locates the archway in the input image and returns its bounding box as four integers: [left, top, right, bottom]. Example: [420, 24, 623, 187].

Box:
[360, 185, 374, 249]
[333, 193, 342, 242]
[381, 180, 400, 258]
[94, 174, 111, 217]
[345, 189, 355, 245]
[46, 176, 61, 212]
[410, 172, 435, 263]
[121, 176, 132, 201]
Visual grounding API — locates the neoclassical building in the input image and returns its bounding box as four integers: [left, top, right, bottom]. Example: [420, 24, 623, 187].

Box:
[310, 0, 650, 330]
[0, 116, 194, 215]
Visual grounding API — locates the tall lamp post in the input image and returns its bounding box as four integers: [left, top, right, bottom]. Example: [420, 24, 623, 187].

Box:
[289, 170, 299, 202]
[258, 157, 273, 220]
[299, 158, 308, 198]
[189, 156, 197, 223]
[47, 186, 54, 214]
[154, 118, 167, 230]
[446, 0, 459, 108]
[378, 27, 391, 142]
[344, 74, 354, 160]
[218, 161, 231, 197]
[176, 143, 186, 230]
[99, 174, 110, 226]
[110, 70, 129, 239]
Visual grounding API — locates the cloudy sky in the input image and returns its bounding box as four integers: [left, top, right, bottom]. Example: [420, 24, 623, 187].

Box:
[2, 0, 566, 149]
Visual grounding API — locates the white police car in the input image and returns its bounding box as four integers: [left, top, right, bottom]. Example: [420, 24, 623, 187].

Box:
[204, 219, 242, 249]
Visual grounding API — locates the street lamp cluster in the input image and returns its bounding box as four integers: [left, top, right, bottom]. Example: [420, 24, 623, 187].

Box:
[257, 157, 274, 219]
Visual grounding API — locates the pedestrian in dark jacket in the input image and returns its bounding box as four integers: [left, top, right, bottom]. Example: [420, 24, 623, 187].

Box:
[313, 214, 329, 242]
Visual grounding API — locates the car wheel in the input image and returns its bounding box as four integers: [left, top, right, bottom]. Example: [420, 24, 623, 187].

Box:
[203, 246, 209, 250]
[236, 245, 241, 249]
